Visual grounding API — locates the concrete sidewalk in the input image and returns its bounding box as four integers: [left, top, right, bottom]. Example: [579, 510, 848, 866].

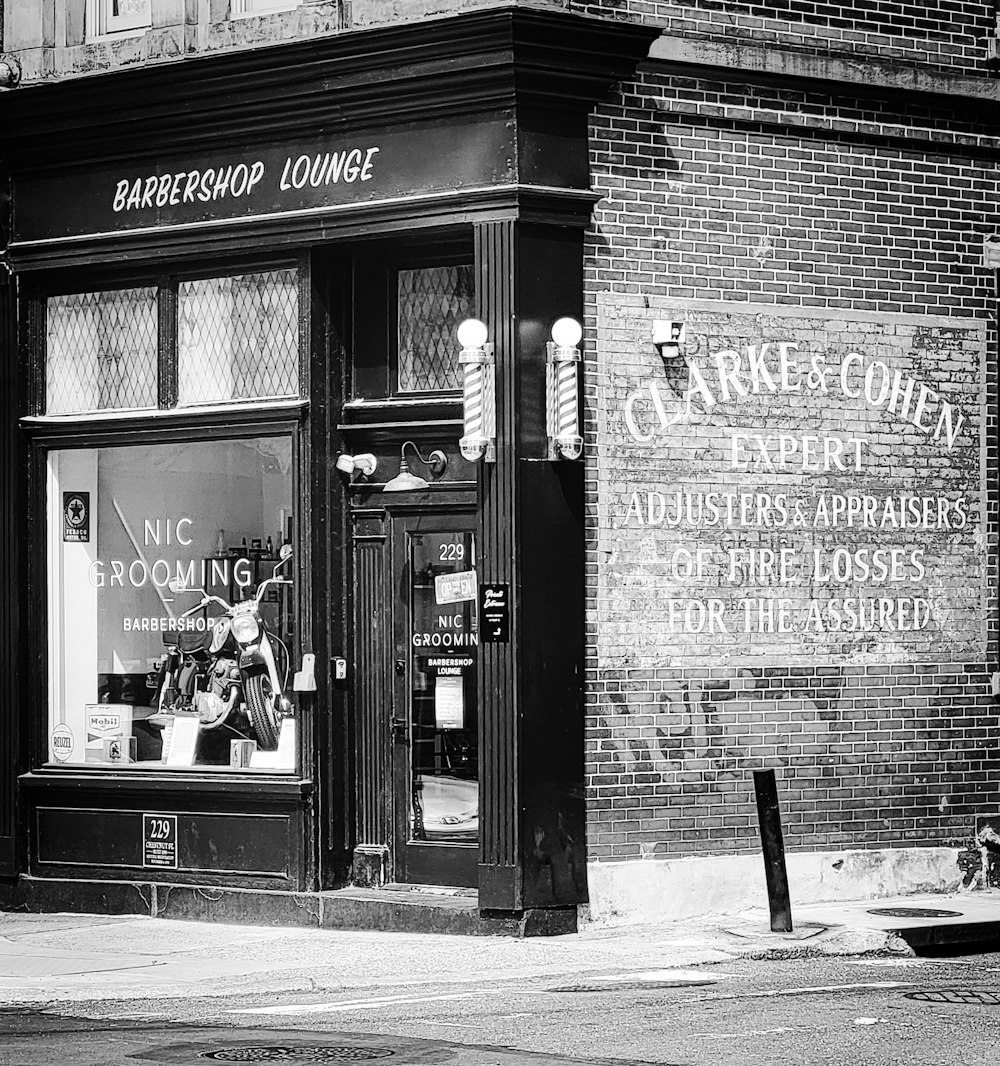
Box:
[8, 891, 997, 1004]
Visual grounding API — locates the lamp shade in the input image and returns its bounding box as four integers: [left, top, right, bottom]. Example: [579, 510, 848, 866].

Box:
[457, 318, 488, 349]
[550, 316, 583, 348]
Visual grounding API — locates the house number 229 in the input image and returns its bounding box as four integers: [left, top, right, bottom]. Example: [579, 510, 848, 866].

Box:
[439, 543, 465, 561]
[147, 818, 173, 840]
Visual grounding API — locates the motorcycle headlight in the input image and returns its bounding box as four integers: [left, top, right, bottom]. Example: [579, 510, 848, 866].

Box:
[230, 614, 260, 643]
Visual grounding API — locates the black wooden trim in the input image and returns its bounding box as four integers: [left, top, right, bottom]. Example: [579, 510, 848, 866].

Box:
[0, 270, 24, 876]
[306, 250, 349, 889]
[157, 279, 178, 409]
[7, 187, 600, 275]
[20, 771, 313, 796]
[475, 218, 520, 906]
[21, 403, 306, 446]
[26, 295, 45, 417]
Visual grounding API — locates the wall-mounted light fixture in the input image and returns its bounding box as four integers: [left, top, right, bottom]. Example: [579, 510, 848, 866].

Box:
[545, 317, 584, 461]
[456, 318, 496, 463]
[0, 56, 22, 90]
[383, 441, 448, 493]
[652, 319, 686, 362]
[335, 452, 378, 479]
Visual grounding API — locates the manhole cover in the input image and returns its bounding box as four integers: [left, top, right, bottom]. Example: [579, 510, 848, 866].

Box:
[201, 1049, 395, 1063]
[905, 990, 1000, 1005]
[868, 907, 963, 919]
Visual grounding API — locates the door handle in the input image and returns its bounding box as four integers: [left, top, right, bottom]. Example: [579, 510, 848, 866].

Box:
[395, 658, 405, 675]
[390, 716, 408, 740]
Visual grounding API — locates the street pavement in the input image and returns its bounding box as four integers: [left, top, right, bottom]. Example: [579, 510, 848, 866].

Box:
[3, 898, 1000, 1064]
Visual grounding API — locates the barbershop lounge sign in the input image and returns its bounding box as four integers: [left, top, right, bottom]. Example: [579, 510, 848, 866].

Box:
[12, 119, 513, 245]
[596, 299, 986, 664]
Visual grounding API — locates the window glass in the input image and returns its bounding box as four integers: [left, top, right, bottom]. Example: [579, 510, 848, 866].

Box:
[397, 264, 472, 393]
[178, 269, 299, 406]
[87, 0, 151, 38]
[47, 436, 297, 773]
[408, 530, 478, 843]
[231, 0, 299, 14]
[46, 288, 158, 415]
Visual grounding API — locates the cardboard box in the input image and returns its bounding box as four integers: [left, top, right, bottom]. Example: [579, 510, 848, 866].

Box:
[230, 739, 257, 768]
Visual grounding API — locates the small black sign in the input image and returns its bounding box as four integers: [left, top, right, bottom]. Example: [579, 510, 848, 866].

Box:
[63, 491, 90, 542]
[479, 583, 510, 643]
[142, 813, 178, 870]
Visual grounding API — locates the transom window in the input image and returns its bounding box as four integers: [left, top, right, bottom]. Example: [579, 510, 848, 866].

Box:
[396, 263, 472, 393]
[44, 267, 301, 416]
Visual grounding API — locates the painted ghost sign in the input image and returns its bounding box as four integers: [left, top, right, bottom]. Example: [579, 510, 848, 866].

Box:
[595, 297, 986, 666]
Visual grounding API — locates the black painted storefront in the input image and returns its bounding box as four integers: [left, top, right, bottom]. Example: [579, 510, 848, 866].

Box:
[0, 9, 657, 931]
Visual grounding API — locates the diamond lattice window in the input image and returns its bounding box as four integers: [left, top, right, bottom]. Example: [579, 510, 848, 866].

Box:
[46, 288, 158, 415]
[178, 269, 299, 406]
[397, 264, 473, 393]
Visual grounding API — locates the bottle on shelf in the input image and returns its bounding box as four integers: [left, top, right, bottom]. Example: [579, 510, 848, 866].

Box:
[266, 535, 274, 557]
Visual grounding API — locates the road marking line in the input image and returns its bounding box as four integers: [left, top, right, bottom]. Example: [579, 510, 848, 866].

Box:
[704, 981, 914, 1001]
[601, 969, 733, 983]
[690, 1027, 810, 1039]
[230, 990, 494, 1016]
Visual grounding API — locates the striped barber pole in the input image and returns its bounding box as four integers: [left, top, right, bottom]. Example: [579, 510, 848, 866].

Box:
[459, 344, 495, 462]
[546, 342, 583, 460]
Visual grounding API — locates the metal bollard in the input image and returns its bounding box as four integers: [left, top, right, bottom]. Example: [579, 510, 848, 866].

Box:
[753, 768, 793, 933]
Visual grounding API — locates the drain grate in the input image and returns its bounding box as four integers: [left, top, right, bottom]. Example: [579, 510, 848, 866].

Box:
[868, 907, 963, 919]
[905, 990, 1000, 1005]
[201, 1048, 395, 1063]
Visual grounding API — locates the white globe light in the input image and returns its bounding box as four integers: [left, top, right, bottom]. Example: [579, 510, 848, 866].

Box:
[457, 318, 488, 349]
[551, 317, 583, 348]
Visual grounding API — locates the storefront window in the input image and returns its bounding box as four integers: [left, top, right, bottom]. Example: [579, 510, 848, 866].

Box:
[46, 288, 158, 415]
[46, 436, 297, 773]
[397, 264, 472, 393]
[178, 269, 299, 406]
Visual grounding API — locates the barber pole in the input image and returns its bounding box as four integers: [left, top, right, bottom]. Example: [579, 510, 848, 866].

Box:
[457, 319, 495, 463]
[546, 329, 584, 461]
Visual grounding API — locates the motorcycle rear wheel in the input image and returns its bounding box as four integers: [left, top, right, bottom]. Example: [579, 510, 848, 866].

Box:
[245, 673, 280, 751]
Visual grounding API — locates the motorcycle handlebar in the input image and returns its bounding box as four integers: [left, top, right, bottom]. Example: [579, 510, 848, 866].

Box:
[179, 593, 232, 618]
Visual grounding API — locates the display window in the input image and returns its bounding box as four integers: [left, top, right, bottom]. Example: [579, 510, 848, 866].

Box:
[46, 435, 298, 773]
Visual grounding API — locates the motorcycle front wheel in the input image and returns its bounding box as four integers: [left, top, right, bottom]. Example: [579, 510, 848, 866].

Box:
[245, 673, 280, 751]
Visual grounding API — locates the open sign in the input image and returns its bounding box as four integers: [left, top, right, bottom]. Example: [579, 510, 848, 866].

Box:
[434, 570, 476, 605]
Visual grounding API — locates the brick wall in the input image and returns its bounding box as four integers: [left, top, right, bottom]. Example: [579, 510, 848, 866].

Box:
[583, 71, 1000, 866]
[569, 0, 996, 74]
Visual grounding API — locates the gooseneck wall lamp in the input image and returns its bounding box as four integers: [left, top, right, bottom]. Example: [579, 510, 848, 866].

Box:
[456, 318, 496, 463]
[384, 441, 449, 493]
[545, 317, 584, 461]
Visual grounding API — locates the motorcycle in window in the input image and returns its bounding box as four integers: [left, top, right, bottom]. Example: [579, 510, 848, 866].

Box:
[151, 548, 293, 751]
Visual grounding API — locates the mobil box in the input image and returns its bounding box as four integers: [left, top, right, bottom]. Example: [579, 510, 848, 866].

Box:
[84, 705, 134, 763]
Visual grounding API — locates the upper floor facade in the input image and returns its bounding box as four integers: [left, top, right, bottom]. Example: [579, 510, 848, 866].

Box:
[3, 0, 1000, 92]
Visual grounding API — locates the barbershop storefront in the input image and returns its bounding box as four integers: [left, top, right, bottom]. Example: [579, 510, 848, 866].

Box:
[0, 10, 657, 930]
[2, 5, 995, 932]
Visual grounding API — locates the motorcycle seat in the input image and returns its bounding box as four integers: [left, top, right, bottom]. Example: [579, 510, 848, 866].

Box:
[163, 628, 212, 653]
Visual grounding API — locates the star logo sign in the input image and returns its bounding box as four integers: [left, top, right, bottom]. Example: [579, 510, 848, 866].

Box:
[65, 495, 87, 527]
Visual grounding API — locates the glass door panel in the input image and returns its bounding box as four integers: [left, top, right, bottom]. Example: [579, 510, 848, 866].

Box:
[392, 512, 479, 887]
